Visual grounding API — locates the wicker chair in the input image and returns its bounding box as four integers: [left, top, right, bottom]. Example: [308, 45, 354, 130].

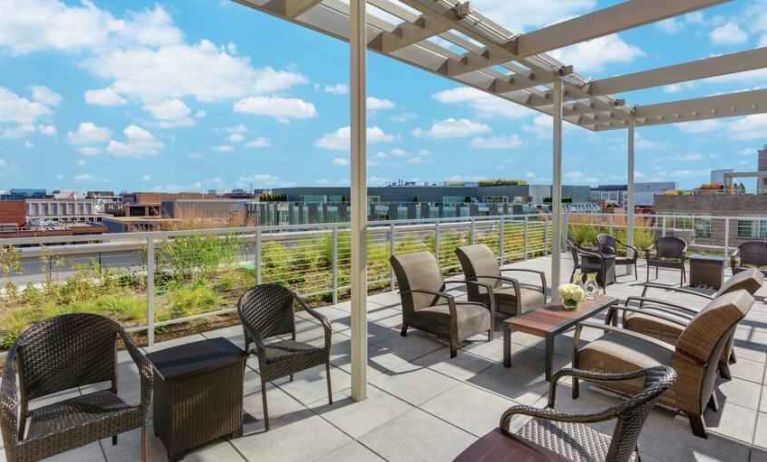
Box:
[455, 244, 547, 317]
[390, 251, 495, 357]
[0, 313, 152, 462]
[568, 239, 616, 293]
[498, 366, 676, 462]
[731, 241, 767, 276]
[597, 233, 639, 280]
[623, 268, 764, 379]
[238, 284, 332, 431]
[573, 290, 755, 438]
[645, 236, 687, 286]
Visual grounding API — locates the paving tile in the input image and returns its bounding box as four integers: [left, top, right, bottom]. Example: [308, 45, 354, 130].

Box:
[313, 441, 385, 462]
[242, 371, 309, 431]
[359, 408, 476, 462]
[703, 401, 758, 444]
[99, 428, 170, 462]
[413, 349, 496, 381]
[45, 442, 105, 462]
[275, 365, 350, 407]
[755, 413, 767, 450]
[715, 377, 762, 410]
[370, 364, 460, 406]
[421, 383, 516, 437]
[308, 387, 413, 438]
[728, 356, 766, 384]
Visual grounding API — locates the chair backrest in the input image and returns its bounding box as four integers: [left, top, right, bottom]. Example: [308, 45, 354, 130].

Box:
[739, 241, 767, 267]
[14, 313, 119, 401]
[716, 267, 764, 296]
[605, 366, 677, 462]
[455, 244, 502, 299]
[567, 239, 580, 265]
[390, 251, 444, 312]
[597, 234, 616, 255]
[655, 236, 687, 258]
[238, 284, 296, 341]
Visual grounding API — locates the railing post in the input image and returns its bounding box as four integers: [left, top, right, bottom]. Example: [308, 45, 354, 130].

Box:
[724, 217, 731, 259]
[523, 215, 529, 260]
[543, 216, 549, 254]
[146, 237, 156, 347]
[389, 222, 395, 291]
[661, 216, 667, 237]
[434, 219, 441, 262]
[255, 229, 262, 285]
[608, 214, 614, 235]
[499, 216, 505, 264]
[470, 218, 476, 244]
[332, 226, 339, 304]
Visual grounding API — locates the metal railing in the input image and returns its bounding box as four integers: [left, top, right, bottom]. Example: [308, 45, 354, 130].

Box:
[1, 211, 765, 348]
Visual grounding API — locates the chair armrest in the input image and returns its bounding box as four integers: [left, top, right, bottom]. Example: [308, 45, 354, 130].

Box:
[403, 289, 457, 318]
[0, 349, 19, 448]
[118, 330, 153, 422]
[444, 279, 496, 315]
[639, 283, 714, 301]
[625, 296, 700, 315]
[294, 296, 332, 351]
[615, 239, 639, 259]
[500, 268, 547, 295]
[575, 321, 670, 348]
[730, 250, 740, 272]
[500, 403, 623, 434]
[612, 305, 691, 328]
[547, 367, 650, 408]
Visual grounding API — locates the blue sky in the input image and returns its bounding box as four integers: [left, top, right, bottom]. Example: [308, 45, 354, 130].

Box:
[0, 0, 765, 193]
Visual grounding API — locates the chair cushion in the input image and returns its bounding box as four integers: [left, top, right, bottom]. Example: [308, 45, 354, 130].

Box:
[263, 340, 324, 365]
[578, 332, 674, 376]
[495, 286, 546, 314]
[417, 302, 490, 339]
[26, 390, 140, 441]
[624, 309, 691, 345]
[516, 418, 637, 462]
[721, 268, 765, 294]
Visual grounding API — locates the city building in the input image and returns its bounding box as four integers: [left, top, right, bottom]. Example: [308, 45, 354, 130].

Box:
[0, 201, 27, 232]
[710, 169, 733, 185]
[722, 145, 767, 194]
[589, 182, 676, 208]
[0, 188, 49, 200]
[25, 198, 102, 225]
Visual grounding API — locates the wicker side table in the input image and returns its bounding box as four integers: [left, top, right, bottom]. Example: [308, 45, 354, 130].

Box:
[147, 338, 247, 461]
[689, 255, 725, 290]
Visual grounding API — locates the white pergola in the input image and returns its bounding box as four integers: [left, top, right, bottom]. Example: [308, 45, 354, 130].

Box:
[233, 0, 767, 400]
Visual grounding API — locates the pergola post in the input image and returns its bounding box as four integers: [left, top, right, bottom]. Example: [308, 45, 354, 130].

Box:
[349, 0, 368, 402]
[626, 116, 635, 273]
[551, 77, 563, 302]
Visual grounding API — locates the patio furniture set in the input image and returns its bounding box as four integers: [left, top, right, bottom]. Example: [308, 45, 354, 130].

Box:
[0, 240, 764, 461]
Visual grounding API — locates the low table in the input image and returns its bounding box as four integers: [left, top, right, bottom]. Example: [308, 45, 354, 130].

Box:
[503, 295, 618, 381]
[690, 255, 725, 290]
[147, 338, 247, 461]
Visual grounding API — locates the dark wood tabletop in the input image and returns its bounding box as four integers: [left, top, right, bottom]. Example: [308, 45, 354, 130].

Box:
[452, 429, 569, 462]
[146, 337, 247, 381]
[506, 295, 618, 337]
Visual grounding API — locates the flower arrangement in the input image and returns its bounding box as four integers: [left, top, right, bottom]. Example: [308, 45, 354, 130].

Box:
[558, 283, 585, 309]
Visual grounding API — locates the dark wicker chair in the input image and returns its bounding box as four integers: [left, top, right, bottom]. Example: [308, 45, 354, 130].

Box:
[568, 239, 616, 293]
[498, 366, 676, 462]
[455, 244, 547, 318]
[731, 241, 767, 276]
[238, 284, 332, 431]
[390, 251, 495, 357]
[597, 233, 639, 280]
[0, 313, 152, 462]
[645, 236, 687, 286]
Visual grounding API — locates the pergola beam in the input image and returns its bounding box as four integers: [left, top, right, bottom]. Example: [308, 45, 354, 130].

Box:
[369, 15, 453, 53]
[590, 47, 767, 95]
[512, 0, 730, 58]
[262, 0, 325, 18]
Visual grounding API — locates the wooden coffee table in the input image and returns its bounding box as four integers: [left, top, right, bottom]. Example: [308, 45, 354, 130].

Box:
[503, 295, 618, 381]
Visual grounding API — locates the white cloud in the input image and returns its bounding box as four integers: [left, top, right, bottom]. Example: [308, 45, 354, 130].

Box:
[107, 125, 163, 158]
[390, 113, 417, 123]
[367, 96, 395, 112]
[728, 114, 767, 140]
[656, 18, 680, 34]
[324, 83, 348, 95]
[468, 0, 596, 32]
[30, 85, 62, 106]
[412, 118, 491, 138]
[245, 137, 271, 148]
[38, 124, 57, 136]
[709, 22, 748, 45]
[84, 87, 128, 106]
[675, 119, 725, 134]
[470, 135, 522, 149]
[238, 173, 281, 187]
[662, 82, 695, 94]
[142, 174, 152, 181]
[213, 145, 234, 152]
[549, 34, 645, 73]
[74, 173, 108, 183]
[233, 96, 317, 122]
[67, 122, 111, 145]
[142, 98, 193, 126]
[634, 134, 666, 151]
[0, 86, 52, 128]
[432, 87, 532, 119]
[229, 132, 245, 143]
[315, 126, 396, 150]
[565, 171, 600, 185]
[676, 152, 704, 161]
[332, 157, 349, 166]
[78, 147, 101, 156]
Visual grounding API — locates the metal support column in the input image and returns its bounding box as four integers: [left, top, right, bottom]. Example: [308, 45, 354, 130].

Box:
[499, 217, 505, 264]
[626, 116, 636, 275]
[350, 0, 368, 402]
[332, 226, 339, 304]
[551, 78, 564, 303]
[255, 229, 262, 285]
[146, 237, 156, 346]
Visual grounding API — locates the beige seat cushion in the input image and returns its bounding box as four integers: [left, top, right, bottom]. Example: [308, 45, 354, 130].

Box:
[495, 286, 546, 315]
[624, 309, 692, 345]
[416, 302, 490, 339]
[718, 268, 764, 295]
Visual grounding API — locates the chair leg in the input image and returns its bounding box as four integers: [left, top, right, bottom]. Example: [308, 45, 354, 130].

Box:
[140, 426, 148, 462]
[487, 329, 493, 342]
[400, 324, 408, 337]
[646, 265, 650, 282]
[730, 348, 737, 364]
[289, 374, 293, 382]
[719, 361, 732, 380]
[707, 394, 720, 412]
[112, 435, 118, 446]
[572, 377, 580, 399]
[634, 262, 638, 280]
[569, 268, 576, 284]
[326, 362, 333, 405]
[689, 415, 708, 439]
[261, 379, 270, 432]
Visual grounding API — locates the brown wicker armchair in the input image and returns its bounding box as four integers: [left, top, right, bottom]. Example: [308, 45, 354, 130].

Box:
[497, 366, 676, 462]
[390, 251, 495, 358]
[568, 239, 616, 293]
[645, 236, 687, 286]
[0, 313, 152, 462]
[573, 290, 755, 438]
[238, 284, 332, 431]
[597, 233, 639, 280]
[455, 244, 547, 317]
[731, 241, 767, 276]
[623, 268, 764, 379]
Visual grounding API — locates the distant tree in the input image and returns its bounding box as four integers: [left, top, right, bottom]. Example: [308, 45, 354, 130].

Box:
[464, 196, 472, 203]
[478, 179, 528, 186]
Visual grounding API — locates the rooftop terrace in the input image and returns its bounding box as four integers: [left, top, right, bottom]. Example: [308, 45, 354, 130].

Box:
[5, 254, 766, 462]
